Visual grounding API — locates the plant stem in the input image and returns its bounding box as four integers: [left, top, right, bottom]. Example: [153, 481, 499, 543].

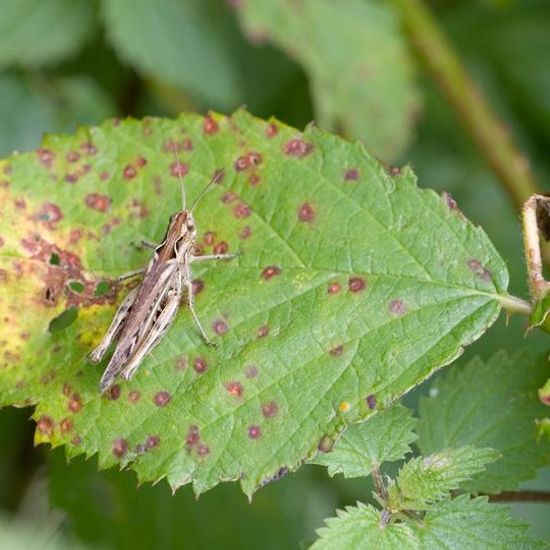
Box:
[489, 491, 550, 503]
[392, 0, 539, 212]
[371, 465, 388, 501]
[498, 294, 532, 316]
[522, 195, 550, 301]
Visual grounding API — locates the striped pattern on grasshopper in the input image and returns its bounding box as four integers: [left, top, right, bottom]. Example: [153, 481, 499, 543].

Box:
[89, 160, 234, 393]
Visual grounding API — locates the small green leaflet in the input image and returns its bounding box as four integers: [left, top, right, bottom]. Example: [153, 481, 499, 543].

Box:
[387, 446, 499, 511]
[310, 405, 417, 478]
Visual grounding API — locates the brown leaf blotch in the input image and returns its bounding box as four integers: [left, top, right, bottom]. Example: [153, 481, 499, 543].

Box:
[37, 415, 54, 436]
[112, 438, 128, 458]
[298, 202, 315, 222]
[348, 277, 366, 293]
[153, 391, 171, 407]
[261, 266, 281, 281]
[261, 401, 279, 418]
[248, 425, 262, 439]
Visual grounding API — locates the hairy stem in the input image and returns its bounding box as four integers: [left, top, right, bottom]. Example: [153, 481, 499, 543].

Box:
[371, 465, 388, 501]
[393, 0, 540, 215]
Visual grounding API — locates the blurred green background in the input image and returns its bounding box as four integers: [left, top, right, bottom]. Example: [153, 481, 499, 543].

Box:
[0, 0, 549, 547]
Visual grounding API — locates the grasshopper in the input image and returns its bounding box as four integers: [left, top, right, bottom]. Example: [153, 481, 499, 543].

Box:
[89, 148, 234, 393]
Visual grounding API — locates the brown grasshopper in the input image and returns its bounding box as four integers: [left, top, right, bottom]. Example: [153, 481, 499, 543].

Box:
[89, 149, 234, 392]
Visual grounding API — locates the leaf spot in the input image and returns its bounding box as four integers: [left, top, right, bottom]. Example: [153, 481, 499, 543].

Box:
[233, 201, 251, 218]
[261, 401, 279, 418]
[85, 193, 111, 213]
[330, 345, 344, 356]
[153, 391, 171, 407]
[36, 147, 55, 167]
[112, 438, 128, 458]
[344, 168, 360, 181]
[225, 381, 243, 397]
[266, 123, 278, 137]
[245, 365, 259, 378]
[128, 390, 141, 403]
[298, 202, 315, 222]
[203, 116, 219, 135]
[248, 425, 262, 439]
[284, 138, 313, 157]
[327, 282, 341, 295]
[389, 299, 406, 316]
[194, 357, 207, 374]
[213, 241, 229, 254]
[123, 164, 137, 180]
[37, 415, 54, 436]
[170, 162, 189, 178]
[467, 259, 492, 281]
[60, 418, 73, 433]
[261, 266, 281, 281]
[348, 277, 366, 293]
[366, 394, 377, 409]
[212, 319, 229, 335]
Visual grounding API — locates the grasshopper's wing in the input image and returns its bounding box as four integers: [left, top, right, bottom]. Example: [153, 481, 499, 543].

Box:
[120, 277, 183, 382]
[98, 265, 180, 392]
[88, 287, 139, 363]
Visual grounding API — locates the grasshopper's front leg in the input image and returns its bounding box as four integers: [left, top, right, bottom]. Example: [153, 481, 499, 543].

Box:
[88, 287, 139, 363]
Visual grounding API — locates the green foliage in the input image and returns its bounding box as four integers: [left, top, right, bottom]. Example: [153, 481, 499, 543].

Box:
[0, 110, 510, 496]
[102, 0, 299, 114]
[417, 351, 550, 493]
[234, 0, 419, 160]
[0, 74, 115, 157]
[0, 515, 87, 550]
[0, 0, 96, 67]
[311, 405, 417, 478]
[48, 449, 335, 549]
[387, 446, 499, 511]
[312, 495, 546, 550]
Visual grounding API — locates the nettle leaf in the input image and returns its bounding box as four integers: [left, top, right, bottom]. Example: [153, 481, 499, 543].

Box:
[417, 351, 550, 493]
[0, 0, 96, 67]
[311, 405, 417, 478]
[312, 496, 545, 550]
[234, 0, 419, 160]
[311, 502, 419, 550]
[388, 446, 499, 511]
[0, 110, 511, 496]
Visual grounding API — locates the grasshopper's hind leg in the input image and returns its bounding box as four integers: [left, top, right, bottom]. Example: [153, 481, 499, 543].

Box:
[88, 287, 139, 363]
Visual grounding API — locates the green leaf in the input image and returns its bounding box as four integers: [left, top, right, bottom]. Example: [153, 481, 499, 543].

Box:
[312, 496, 546, 549]
[416, 495, 548, 550]
[101, 0, 298, 114]
[310, 405, 417, 478]
[417, 351, 550, 493]
[311, 501, 419, 550]
[0, 110, 509, 496]
[388, 446, 499, 511]
[0, 0, 96, 67]
[234, 0, 419, 160]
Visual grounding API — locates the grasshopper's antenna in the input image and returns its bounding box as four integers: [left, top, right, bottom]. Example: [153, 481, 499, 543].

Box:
[190, 168, 224, 214]
[171, 140, 186, 210]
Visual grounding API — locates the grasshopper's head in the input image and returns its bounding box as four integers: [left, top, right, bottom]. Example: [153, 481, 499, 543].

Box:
[166, 210, 197, 254]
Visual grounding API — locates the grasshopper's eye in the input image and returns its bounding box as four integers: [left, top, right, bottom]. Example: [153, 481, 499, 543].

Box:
[186, 219, 195, 230]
